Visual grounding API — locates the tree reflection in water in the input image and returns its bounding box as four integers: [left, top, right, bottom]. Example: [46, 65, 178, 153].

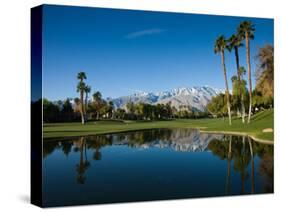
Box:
[256, 141, 274, 192]
[43, 129, 273, 189]
[208, 135, 273, 194]
[74, 137, 90, 184]
[73, 135, 113, 184]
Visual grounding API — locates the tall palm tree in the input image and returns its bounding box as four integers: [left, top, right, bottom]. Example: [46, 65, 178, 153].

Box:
[214, 35, 232, 125]
[93, 91, 102, 120]
[77, 81, 86, 124]
[84, 85, 91, 112]
[108, 101, 114, 119]
[238, 21, 255, 123]
[77, 72, 87, 82]
[76, 72, 87, 124]
[239, 66, 247, 80]
[227, 34, 246, 123]
[239, 66, 248, 107]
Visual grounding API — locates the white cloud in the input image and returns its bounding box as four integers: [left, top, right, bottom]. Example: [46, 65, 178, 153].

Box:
[125, 28, 166, 39]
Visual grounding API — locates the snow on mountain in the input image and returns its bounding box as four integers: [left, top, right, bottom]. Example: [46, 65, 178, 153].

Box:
[109, 86, 223, 112]
[112, 129, 223, 152]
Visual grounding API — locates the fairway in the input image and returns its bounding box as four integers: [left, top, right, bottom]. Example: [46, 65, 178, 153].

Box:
[44, 110, 273, 142]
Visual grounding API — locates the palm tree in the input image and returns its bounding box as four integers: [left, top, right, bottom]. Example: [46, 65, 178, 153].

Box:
[77, 81, 86, 124]
[108, 101, 114, 119]
[227, 34, 246, 123]
[238, 67, 250, 114]
[93, 91, 102, 120]
[76, 72, 87, 124]
[214, 35, 232, 125]
[239, 66, 247, 80]
[84, 85, 91, 112]
[77, 72, 87, 82]
[238, 21, 255, 123]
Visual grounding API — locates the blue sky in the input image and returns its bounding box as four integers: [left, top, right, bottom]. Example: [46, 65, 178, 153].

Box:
[42, 5, 273, 100]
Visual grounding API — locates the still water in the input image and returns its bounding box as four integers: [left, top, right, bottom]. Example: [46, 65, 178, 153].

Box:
[43, 129, 273, 207]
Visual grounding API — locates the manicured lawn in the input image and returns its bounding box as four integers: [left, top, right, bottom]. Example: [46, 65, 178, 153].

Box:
[43, 110, 273, 142]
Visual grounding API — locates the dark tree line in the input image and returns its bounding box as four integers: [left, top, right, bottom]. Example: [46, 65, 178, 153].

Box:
[43, 98, 79, 123]
[41, 96, 209, 123]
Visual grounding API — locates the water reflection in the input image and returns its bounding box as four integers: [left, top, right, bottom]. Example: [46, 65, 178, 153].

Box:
[74, 137, 90, 184]
[44, 129, 223, 159]
[208, 135, 273, 194]
[43, 129, 273, 206]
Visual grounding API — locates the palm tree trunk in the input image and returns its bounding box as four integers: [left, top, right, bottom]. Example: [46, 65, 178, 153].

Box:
[85, 93, 88, 113]
[80, 110, 85, 124]
[241, 95, 245, 123]
[246, 34, 253, 123]
[221, 51, 232, 125]
[84, 93, 88, 121]
[80, 91, 85, 124]
[234, 47, 245, 123]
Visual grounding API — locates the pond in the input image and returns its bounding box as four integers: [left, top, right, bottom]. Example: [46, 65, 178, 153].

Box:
[43, 128, 273, 207]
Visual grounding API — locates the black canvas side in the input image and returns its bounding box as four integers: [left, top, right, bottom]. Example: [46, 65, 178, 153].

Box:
[31, 5, 43, 207]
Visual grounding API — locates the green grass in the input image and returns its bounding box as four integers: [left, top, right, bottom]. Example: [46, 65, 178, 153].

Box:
[43, 110, 273, 142]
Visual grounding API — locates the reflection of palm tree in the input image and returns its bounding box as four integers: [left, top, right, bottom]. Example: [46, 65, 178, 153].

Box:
[209, 136, 252, 194]
[76, 137, 90, 184]
[208, 135, 273, 195]
[62, 141, 72, 157]
[258, 150, 273, 192]
[86, 136, 106, 161]
[86, 134, 114, 161]
[233, 136, 251, 194]
[43, 142, 59, 158]
[248, 137, 255, 193]
[226, 136, 232, 194]
[93, 149, 102, 161]
[208, 136, 233, 194]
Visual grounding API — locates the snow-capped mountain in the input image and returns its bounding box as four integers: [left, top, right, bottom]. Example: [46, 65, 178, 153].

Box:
[112, 129, 223, 152]
[110, 86, 223, 111]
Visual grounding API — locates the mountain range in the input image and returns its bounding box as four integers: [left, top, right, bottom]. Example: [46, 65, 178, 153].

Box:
[109, 86, 223, 112]
[112, 129, 223, 152]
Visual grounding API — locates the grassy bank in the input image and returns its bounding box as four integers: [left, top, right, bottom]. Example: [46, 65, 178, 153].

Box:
[43, 110, 273, 142]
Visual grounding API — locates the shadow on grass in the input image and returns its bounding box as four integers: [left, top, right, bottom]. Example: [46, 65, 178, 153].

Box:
[251, 111, 273, 123]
